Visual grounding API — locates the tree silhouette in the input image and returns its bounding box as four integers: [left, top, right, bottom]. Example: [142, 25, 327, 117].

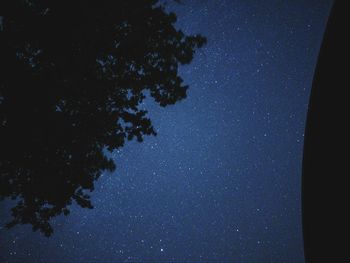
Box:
[0, 0, 206, 236]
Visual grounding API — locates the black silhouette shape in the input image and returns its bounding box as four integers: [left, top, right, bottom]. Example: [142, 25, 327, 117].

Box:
[302, 0, 347, 262]
[0, 0, 206, 236]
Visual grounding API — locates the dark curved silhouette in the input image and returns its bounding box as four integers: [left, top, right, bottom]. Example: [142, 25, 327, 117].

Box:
[302, 0, 347, 262]
[0, 0, 206, 236]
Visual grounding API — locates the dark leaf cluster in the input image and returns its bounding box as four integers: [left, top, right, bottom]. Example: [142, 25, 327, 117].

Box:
[0, 0, 206, 236]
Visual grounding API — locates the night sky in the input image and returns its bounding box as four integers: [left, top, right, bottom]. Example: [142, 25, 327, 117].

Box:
[0, 1, 332, 262]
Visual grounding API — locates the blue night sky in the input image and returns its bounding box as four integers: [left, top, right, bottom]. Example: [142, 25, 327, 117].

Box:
[0, 1, 332, 262]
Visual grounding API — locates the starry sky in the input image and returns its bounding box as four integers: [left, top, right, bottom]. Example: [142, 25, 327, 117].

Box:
[0, 1, 333, 262]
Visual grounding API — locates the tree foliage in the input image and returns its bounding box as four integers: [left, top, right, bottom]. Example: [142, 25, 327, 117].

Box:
[0, 0, 206, 236]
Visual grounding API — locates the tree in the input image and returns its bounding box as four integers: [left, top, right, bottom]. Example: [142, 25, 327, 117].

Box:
[0, 0, 206, 236]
